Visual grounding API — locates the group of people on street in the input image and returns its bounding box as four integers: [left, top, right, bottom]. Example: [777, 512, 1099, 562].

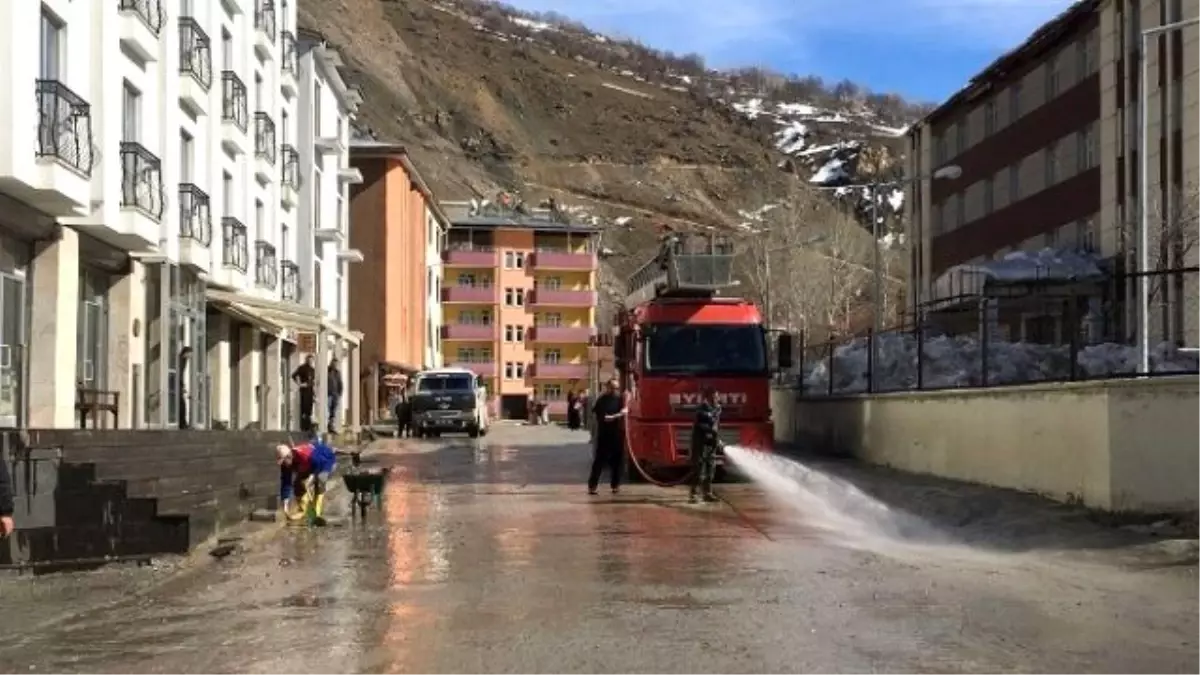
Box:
[291, 355, 345, 434]
[586, 378, 723, 503]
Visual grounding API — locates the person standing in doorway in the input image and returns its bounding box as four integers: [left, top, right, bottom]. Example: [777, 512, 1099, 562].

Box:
[327, 358, 344, 434]
[178, 346, 193, 429]
[587, 378, 628, 495]
[292, 355, 316, 432]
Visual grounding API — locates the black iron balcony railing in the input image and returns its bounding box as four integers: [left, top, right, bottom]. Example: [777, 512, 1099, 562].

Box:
[281, 30, 298, 75]
[281, 144, 301, 189]
[281, 260, 301, 301]
[221, 71, 248, 131]
[178, 184, 212, 246]
[118, 0, 166, 36]
[254, 0, 277, 43]
[35, 80, 96, 177]
[119, 142, 165, 221]
[255, 240, 278, 289]
[222, 217, 248, 272]
[178, 17, 212, 91]
[254, 112, 276, 165]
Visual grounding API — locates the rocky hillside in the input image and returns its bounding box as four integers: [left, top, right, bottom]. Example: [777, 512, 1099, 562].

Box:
[300, 0, 929, 334]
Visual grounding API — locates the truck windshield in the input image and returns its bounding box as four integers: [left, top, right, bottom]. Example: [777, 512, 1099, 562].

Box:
[416, 374, 475, 391]
[643, 323, 767, 375]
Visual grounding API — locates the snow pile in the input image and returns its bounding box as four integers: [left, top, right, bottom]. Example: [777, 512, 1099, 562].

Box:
[773, 122, 809, 154]
[810, 158, 849, 185]
[802, 332, 1199, 394]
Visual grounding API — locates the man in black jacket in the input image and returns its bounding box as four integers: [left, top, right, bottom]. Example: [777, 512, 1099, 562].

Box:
[0, 454, 14, 537]
[327, 358, 344, 434]
[587, 378, 628, 495]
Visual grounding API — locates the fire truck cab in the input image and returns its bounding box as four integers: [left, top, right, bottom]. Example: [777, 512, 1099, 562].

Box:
[614, 231, 793, 481]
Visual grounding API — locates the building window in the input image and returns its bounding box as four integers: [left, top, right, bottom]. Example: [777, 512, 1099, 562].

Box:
[983, 100, 997, 136]
[255, 198, 264, 240]
[514, 252, 525, 269]
[515, 325, 525, 342]
[1009, 165, 1020, 201]
[539, 276, 563, 290]
[1077, 123, 1097, 169]
[77, 268, 109, 392]
[458, 273, 477, 287]
[504, 362, 514, 379]
[505, 325, 514, 342]
[955, 122, 967, 154]
[504, 288, 514, 305]
[1046, 53, 1062, 100]
[1078, 33, 1097, 77]
[538, 312, 563, 327]
[1009, 82, 1022, 122]
[504, 251, 515, 268]
[935, 135, 947, 165]
[40, 7, 64, 81]
[954, 193, 965, 227]
[480, 310, 492, 325]
[460, 311, 477, 325]
[515, 288, 525, 306]
[1076, 218, 1097, 252]
[180, 131, 194, 183]
[983, 177, 994, 214]
[543, 349, 561, 364]
[515, 362, 525, 379]
[1045, 142, 1059, 185]
[122, 82, 141, 142]
[541, 384, 563, 401]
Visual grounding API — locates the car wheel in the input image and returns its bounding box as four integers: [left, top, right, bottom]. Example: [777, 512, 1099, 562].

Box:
[468, 425, 480, 438]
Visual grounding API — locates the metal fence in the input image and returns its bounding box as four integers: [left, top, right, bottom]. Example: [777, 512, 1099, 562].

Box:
[793, 267, 1200, 397]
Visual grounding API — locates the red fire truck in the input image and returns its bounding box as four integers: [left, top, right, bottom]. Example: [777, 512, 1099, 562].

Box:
[613, 231, 793, 485]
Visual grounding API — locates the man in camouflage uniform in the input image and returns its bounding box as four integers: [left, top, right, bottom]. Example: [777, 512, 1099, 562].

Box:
[689, 386, 722, 503]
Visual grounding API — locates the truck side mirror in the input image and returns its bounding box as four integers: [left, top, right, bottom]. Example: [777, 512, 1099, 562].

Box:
[777, 333, 794, 370]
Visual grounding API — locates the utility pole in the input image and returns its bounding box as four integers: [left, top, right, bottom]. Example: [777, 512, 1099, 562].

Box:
[869, 183, 882, 392]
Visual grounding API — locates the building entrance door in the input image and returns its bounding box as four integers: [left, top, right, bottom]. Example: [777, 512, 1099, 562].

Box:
[0, 273, 25, 428]
[500, 394, 528, 421]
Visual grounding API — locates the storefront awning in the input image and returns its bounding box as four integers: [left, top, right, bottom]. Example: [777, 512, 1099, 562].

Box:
[322, 319, 362, 345]
[207, 289, 324, 339]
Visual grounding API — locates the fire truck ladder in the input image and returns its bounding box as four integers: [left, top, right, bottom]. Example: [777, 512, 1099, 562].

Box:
[623, 232, 740, 310]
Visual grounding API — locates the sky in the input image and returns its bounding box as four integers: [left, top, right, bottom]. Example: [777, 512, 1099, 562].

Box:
[498, 0, 1077, 103]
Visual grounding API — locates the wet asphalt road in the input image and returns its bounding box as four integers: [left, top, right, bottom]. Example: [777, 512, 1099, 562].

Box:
[0, 424, 1196, 674]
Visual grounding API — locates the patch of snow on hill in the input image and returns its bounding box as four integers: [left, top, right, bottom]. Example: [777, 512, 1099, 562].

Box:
[774, 122, 809, 154]
[810, 158, 849, 185]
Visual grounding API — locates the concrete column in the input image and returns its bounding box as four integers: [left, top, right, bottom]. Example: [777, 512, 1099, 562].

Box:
[28, 229, 79, 428]
[206, 311, 230, 426]
[349, 342, 361, 433]
[264, 336, 282, 430]
[236, 324, 257, 428]
[315, 329, 328, 431]
[105, 262, 145, 429]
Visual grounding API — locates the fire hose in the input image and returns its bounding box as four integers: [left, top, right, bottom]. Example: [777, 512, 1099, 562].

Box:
[620, 414, 696, 488]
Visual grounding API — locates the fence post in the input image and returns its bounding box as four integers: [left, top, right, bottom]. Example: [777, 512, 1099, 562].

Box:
[979, 298, 990, 387]
[797, 330, 806, 396]
[866, 329, 875, 393]
[916, 322, 925, 390]
[1067, 297, 1079, 380]
[827, 340, 835, 396]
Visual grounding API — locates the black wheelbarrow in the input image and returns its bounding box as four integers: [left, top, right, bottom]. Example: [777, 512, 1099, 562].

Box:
[340, 451, 390, 520]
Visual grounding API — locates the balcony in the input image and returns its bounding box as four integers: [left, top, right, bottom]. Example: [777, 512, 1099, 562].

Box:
[220, 71, 249, 154]
[441, 324, 496, 341]
[530, 326, 592, 343]
[254, 112, 276, 182]
[441, 286, 497, 304]
[117, 0, 164, 62]
[529, 289, 596, 307]
[281, 260, 301, 301]
[222, 217, 249, 273]
[313, 219, 344, 243]
[22, 80, 95, 215]
[280, 31, 299, 97]
[442, 246, 499, 267]
[530, 251, 597, 270]
[178, 18, 212, 115]
[253, 1, 277, 60]
[117, 142, 164, 248]
[531, 363, 588, 379]
[178, 184, 212, 271]
[255, 240, 278, 290]
[280, 145, 300, 208]
[448, 361, 498, 377]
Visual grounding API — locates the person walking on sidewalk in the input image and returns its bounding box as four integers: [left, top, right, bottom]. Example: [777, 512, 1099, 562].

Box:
[588, 378, 628, 495]
[0, 453, 14, 537]
[327, 358, 344, 434]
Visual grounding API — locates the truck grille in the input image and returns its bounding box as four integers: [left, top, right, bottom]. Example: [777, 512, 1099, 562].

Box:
[674, 427, 740, 457]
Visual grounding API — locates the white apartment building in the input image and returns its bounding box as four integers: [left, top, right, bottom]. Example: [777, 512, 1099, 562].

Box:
[294, 29, 363, 428]
[424, 204, 447, 369]
[0, 0, 363, 432]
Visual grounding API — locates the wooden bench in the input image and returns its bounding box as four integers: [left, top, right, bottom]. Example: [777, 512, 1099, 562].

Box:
[76, 387, 120, 429]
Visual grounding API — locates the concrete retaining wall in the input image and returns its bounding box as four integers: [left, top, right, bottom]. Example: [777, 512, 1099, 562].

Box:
[2, 430, 293, 569]
[772, 377, 1199, 513]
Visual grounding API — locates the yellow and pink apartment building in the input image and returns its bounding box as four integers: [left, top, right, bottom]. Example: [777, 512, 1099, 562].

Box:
[438, 201, 599, 420]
